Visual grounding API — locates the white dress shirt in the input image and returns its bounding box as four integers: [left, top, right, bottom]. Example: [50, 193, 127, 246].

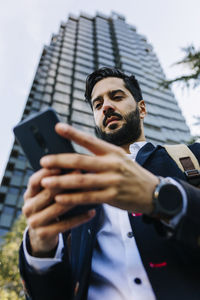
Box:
[23, 141, 187, 299]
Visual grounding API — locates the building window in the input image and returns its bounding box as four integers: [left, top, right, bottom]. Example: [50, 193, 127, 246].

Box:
[3, 206, 15, 215]
[7, 163, 14, 171]
[0, 193, 5, 203]
[1, 177, 10, 186]
[8, 187, 19, 195]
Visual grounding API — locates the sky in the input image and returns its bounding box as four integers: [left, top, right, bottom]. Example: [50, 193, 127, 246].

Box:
[0, 0, 200, 181]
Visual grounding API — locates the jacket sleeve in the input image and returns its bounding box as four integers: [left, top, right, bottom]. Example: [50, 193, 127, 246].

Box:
[19, 232, 73, 300]
[173, 179, 200, 249]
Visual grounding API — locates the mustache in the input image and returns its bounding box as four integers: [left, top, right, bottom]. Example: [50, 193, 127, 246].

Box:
[103, 111, 123, 127]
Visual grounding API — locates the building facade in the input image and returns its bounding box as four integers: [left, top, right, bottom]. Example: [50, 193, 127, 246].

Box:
[0, 12, 191, 238]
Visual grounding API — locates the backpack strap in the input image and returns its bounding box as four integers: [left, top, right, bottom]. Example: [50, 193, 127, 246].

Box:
[163, 144, 200, 187]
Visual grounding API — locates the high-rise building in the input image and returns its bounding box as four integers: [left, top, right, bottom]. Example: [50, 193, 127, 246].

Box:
[0, 12, 191, 238]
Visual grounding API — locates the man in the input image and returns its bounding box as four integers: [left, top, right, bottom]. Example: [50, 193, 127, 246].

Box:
[19, 68, 200, 300]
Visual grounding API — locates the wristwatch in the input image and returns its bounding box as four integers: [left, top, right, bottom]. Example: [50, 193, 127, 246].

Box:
[150, 177, 183, 219]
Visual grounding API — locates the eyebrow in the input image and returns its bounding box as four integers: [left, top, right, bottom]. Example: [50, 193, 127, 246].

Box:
[92, 89, 126, 107]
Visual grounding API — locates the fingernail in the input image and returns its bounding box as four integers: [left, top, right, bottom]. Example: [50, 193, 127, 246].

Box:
[57, 123, 69, 131]
[40, 156, 50, 165]
[55, 195, 62, 202]
[41, 177, 52, 186]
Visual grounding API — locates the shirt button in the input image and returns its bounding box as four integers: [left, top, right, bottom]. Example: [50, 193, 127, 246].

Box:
[127, 231, 134, 238]
[134, 278, 142, 284]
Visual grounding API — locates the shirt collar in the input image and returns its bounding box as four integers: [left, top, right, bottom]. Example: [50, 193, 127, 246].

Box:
[127, 141, 147, 160]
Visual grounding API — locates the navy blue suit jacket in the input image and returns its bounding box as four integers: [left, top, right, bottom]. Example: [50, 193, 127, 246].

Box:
[19, 143, 200, 300]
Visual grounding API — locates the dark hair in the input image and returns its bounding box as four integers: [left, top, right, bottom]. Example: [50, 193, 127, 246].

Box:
[85, 67, 143, 106]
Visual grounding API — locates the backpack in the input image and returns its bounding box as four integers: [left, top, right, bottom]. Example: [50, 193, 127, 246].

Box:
[163, 144, 200, 188]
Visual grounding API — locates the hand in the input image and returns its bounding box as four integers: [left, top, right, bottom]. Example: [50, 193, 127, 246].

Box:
[40, 123, 159, 215]
[23, 168, 96, 257]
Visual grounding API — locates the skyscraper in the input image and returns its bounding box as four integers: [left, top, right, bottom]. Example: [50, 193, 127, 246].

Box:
[0, 12, 190, 238]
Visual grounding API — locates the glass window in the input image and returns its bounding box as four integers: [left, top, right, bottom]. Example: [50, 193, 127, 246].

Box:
[13, 170, 23, 176]
[57, 114, 68, 123]
[7, 163, 14, 171]
[64, 36, 76, 44]
[78, 26, 93, 35]
[75, 57, 94, 68]
[26, 169, 33, 176]
[1, 177, 10, 186]
[73, 89, 85, 100]
[57, 74, 72, 85]
[60, 59, 73, 68]
[97, 35, 111, 44]
[52, 102, 70, 115]
[36, 84, 44, 92]
[74, 64, 93, 75]
[42, 93, 51, 103]
[78, 35, 93, 45]
[44, 85, 53, 94]
[96, 30, 110, 39]
[61, 49, 74, 57]
[10, 173, 23, 185]
[73, 80, 85, 90]
[55, 83, 71, 94]
[76, 51, 93, 62]
[0, 193, 5, 203]
[31, 101, 41, 109]
[53, 92, 70, 104]
[58, 66, 73, 77]
[5, 194, 18, 205]
[62, 42, 74, 52]
[72, 99, 92, 114]
[71, 110, 94, 127]
[98, 57, 115, 67]
[49, 70, 56, 77]
[97, 44, 113, 54]
[77, 40, 93, 50]
[77, 30, 93, 40]
[49, 63, 57, 71]
[0, 213, 13, 228]
[76, 45, 93, 56]
[74, 71, 87, 82]
[3, 206, 15, 215]
[98, 51, 114, 61]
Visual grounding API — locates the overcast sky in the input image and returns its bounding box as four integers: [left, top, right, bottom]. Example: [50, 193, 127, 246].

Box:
[0, 0, 200, 181]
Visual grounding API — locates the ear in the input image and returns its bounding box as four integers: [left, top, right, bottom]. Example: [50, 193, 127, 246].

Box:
[138, 100, 147, 119]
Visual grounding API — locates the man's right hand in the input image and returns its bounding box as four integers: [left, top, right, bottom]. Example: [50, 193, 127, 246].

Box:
[23, 168, 96, 257]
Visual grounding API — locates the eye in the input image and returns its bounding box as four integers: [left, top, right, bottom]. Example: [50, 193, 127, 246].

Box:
[95, 103, 102, 109]
[113, 95, 123, 100]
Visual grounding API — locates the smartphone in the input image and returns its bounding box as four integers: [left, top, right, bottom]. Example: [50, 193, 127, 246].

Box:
[13, 108, 97, 219]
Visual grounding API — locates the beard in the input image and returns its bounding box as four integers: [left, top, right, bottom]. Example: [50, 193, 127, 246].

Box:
[95, 107, 142, 146]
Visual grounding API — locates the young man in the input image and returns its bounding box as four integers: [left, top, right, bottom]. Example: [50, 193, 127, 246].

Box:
[20, 68, 200, 300]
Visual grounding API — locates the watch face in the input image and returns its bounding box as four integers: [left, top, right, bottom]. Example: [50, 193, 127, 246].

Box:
[158, 184, 183, 215]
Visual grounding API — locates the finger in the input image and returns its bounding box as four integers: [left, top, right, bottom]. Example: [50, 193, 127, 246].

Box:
[40, 153, 119, 172]
[55, 187, 117, 206]
[28, 201, 76, 228]
[34, 209, 96, 240]
[24, 168, 60, 200]
[23, 188, 61, 218]
[41, 172, 121, 190]
[55, 123, 125, 156]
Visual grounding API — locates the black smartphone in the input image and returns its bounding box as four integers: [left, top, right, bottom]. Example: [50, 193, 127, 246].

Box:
[13, 108, 97, 219]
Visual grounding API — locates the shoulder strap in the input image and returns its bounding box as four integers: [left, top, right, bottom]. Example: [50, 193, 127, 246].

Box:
[163, 144, 200, 187]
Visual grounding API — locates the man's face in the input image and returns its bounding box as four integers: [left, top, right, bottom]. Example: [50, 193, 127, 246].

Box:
[91, 77, 144, 146]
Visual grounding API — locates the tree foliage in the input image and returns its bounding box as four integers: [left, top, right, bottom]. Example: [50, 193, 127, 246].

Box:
[0, 215, 26, 300]
[161, 45, 200, 89]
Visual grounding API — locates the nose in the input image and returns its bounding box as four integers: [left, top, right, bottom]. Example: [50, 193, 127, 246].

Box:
[103, 100, 115, 115]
